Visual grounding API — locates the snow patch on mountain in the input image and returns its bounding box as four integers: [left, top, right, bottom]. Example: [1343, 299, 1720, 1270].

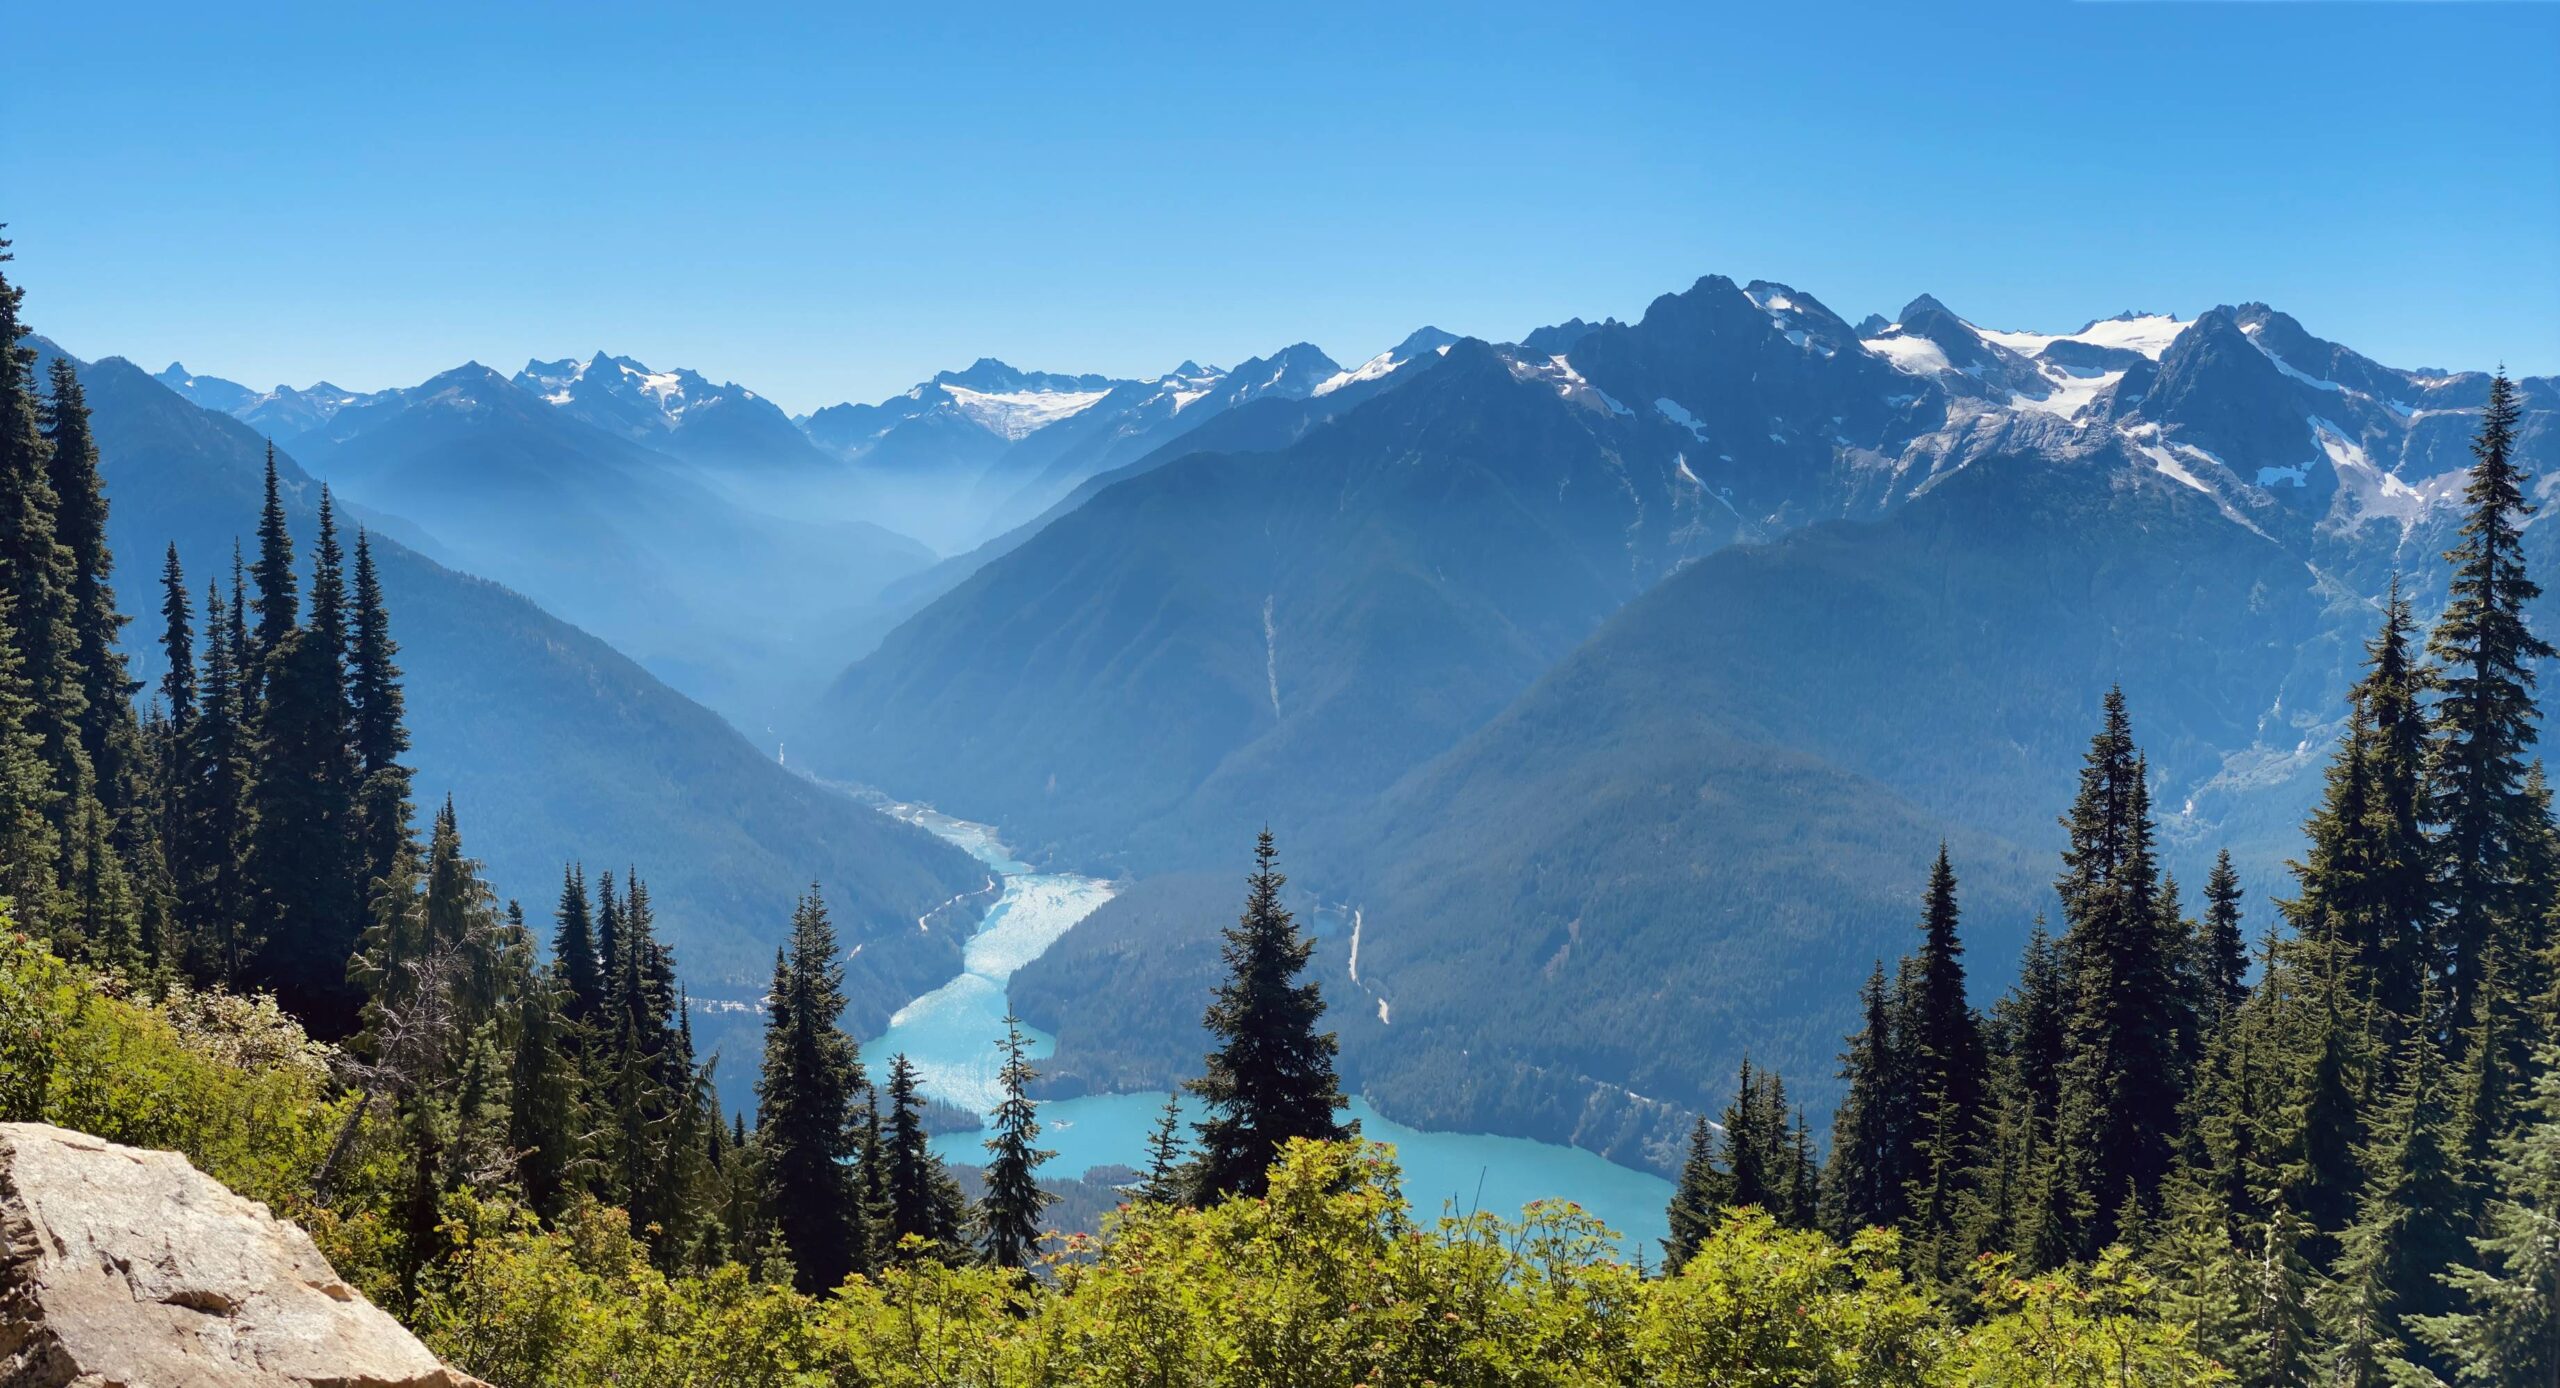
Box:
[1983, 313, 2190, 362]
[935, 383, 1113, 440]
[1864, 334, 1954, 377]
[2010, 362, 2126, 419]
[2313, 420, 2458, 535]
[1655, 397, 1710, 441]
[1514, 355, 1632, 417]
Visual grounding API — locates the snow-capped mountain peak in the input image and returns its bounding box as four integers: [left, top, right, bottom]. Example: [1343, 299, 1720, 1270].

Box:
[1312, 327, 1459, 398]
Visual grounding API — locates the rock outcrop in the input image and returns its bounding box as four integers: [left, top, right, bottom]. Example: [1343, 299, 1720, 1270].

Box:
[0, 1122, 486, 1388]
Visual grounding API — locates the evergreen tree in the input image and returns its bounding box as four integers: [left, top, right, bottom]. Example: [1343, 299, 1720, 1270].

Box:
[1713, 1059, 1811, 1227]
[980, 1013, 1055, 1270]
[1137, 1095, 1187, 1205]
[2047, 691, 2183, 1253]
[507, 919, 584, 1222]
[754, 888, 869, 1292]
[2198, 849, 2251, 1031]
[2322, 985, 2469, 1383]
[346, 530, 412, 899]
[1785, 1109, 1820, 1233]
[1187, 829, 1352, 1201]
[882, 1053, 967, 1257]
[1821, 962, 1910, 1237]
[41, 358, 138, 814]
[156, 546, 194, 728]
[2426, 372, 2553, 1044]
[595, 871, 624, 1013]
[249, 447, 296, 664]
[2001, 920, 2069, 1121]
[245, 612, 362, 1034]
[856, 1089, 894, 1256]
[2291, 586, 2435, 1036]
[2147, 1171, 2257, 1378]
[1900, 845, 1985, 1260]
[2158, 875, 2209, 1082]
[2251, 1200, 2323, 1388]
[2410, 1043, 2560, 1385]
[0, 241, 80, 935]
[551, 865, 603, 1024]
[153, 549, 203, 941]
[186, 577, 253, 981]
[1662, 1114, 1722, 1273]
[2277, 954, 2368, 1254]
[1906, 845, 1985, 1132]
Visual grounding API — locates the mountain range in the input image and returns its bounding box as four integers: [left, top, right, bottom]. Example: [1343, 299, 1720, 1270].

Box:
[807, 276, 2557, 1169]
[124, 272, 2560, 1172]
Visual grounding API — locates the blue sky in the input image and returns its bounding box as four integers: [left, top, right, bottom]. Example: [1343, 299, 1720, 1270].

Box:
[9, 0, 2557, 412]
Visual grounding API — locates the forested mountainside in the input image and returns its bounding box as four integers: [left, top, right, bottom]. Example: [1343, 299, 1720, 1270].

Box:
[1009, 450, 2333, 1164]
[33, 339, 982, 1015]
[812, 334, 1755, 872]
[826, 273, 2556, 1162]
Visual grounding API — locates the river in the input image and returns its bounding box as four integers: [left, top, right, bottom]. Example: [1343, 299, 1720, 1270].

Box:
[869, 802, 1673, 1256]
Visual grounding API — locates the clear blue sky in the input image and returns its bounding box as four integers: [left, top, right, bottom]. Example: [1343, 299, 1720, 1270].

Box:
[9, 0, 2556, 412]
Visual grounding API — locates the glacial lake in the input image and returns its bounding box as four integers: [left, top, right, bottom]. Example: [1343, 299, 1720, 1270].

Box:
[870, 803, 1673, 1257]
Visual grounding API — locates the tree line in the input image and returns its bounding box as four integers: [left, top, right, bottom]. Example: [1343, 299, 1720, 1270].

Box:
[1663, 372, 2555, 1384]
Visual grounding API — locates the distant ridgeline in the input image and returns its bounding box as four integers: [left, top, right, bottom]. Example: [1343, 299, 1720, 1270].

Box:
[824, 277, 2560, 1171]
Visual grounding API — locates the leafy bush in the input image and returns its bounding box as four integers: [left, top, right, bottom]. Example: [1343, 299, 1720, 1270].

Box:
[0, 928, 349, 1209]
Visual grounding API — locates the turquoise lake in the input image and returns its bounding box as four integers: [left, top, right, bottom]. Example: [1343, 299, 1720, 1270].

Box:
[869, 802, 1674, 1256]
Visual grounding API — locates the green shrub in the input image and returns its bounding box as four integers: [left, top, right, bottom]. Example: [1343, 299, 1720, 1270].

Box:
[0, 928, 350, 1210]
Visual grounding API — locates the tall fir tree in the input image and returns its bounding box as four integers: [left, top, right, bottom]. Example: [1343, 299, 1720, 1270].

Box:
[1906, 846, 1986, 1129]
[244, 525, 362, 1034]
[882, 1052, 967, 1258]
[507, 910, 584, 1223]
[754, 888, 870, 1292]
[1137, 1095, 1187, 1205]
[346, 529, 413, 899]
[2425, 372, 2553, 1045]
[855, 1089, 894, 1259]
[2198, 849, 2251, 1033]
[248, 448, 296, 666]
[2290, 585, 2436, 1037]
[186, 577, 254, 981]
[1663, 1114, 1722, 1272]
[40, 359, 139, 816]
[980, 1013, 1055, 1270]
[551, 864, 603, 1025]
[2046, 691, 2184, 1253]
[149, 547, 202, 967]
[1901, 844, 1986, 1261]
[1187, 829, 1352, 1201]
[0, 240, 80, 936]
[157, 547, 194, 735]
[1820, 961, 1911, 1238]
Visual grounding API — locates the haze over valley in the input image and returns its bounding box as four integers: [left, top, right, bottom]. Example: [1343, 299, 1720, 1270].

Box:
[47, 272, 2549, 1186]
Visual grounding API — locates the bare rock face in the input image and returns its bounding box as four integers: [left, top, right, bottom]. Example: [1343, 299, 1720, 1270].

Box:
[0, 1122, 487, 1388]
